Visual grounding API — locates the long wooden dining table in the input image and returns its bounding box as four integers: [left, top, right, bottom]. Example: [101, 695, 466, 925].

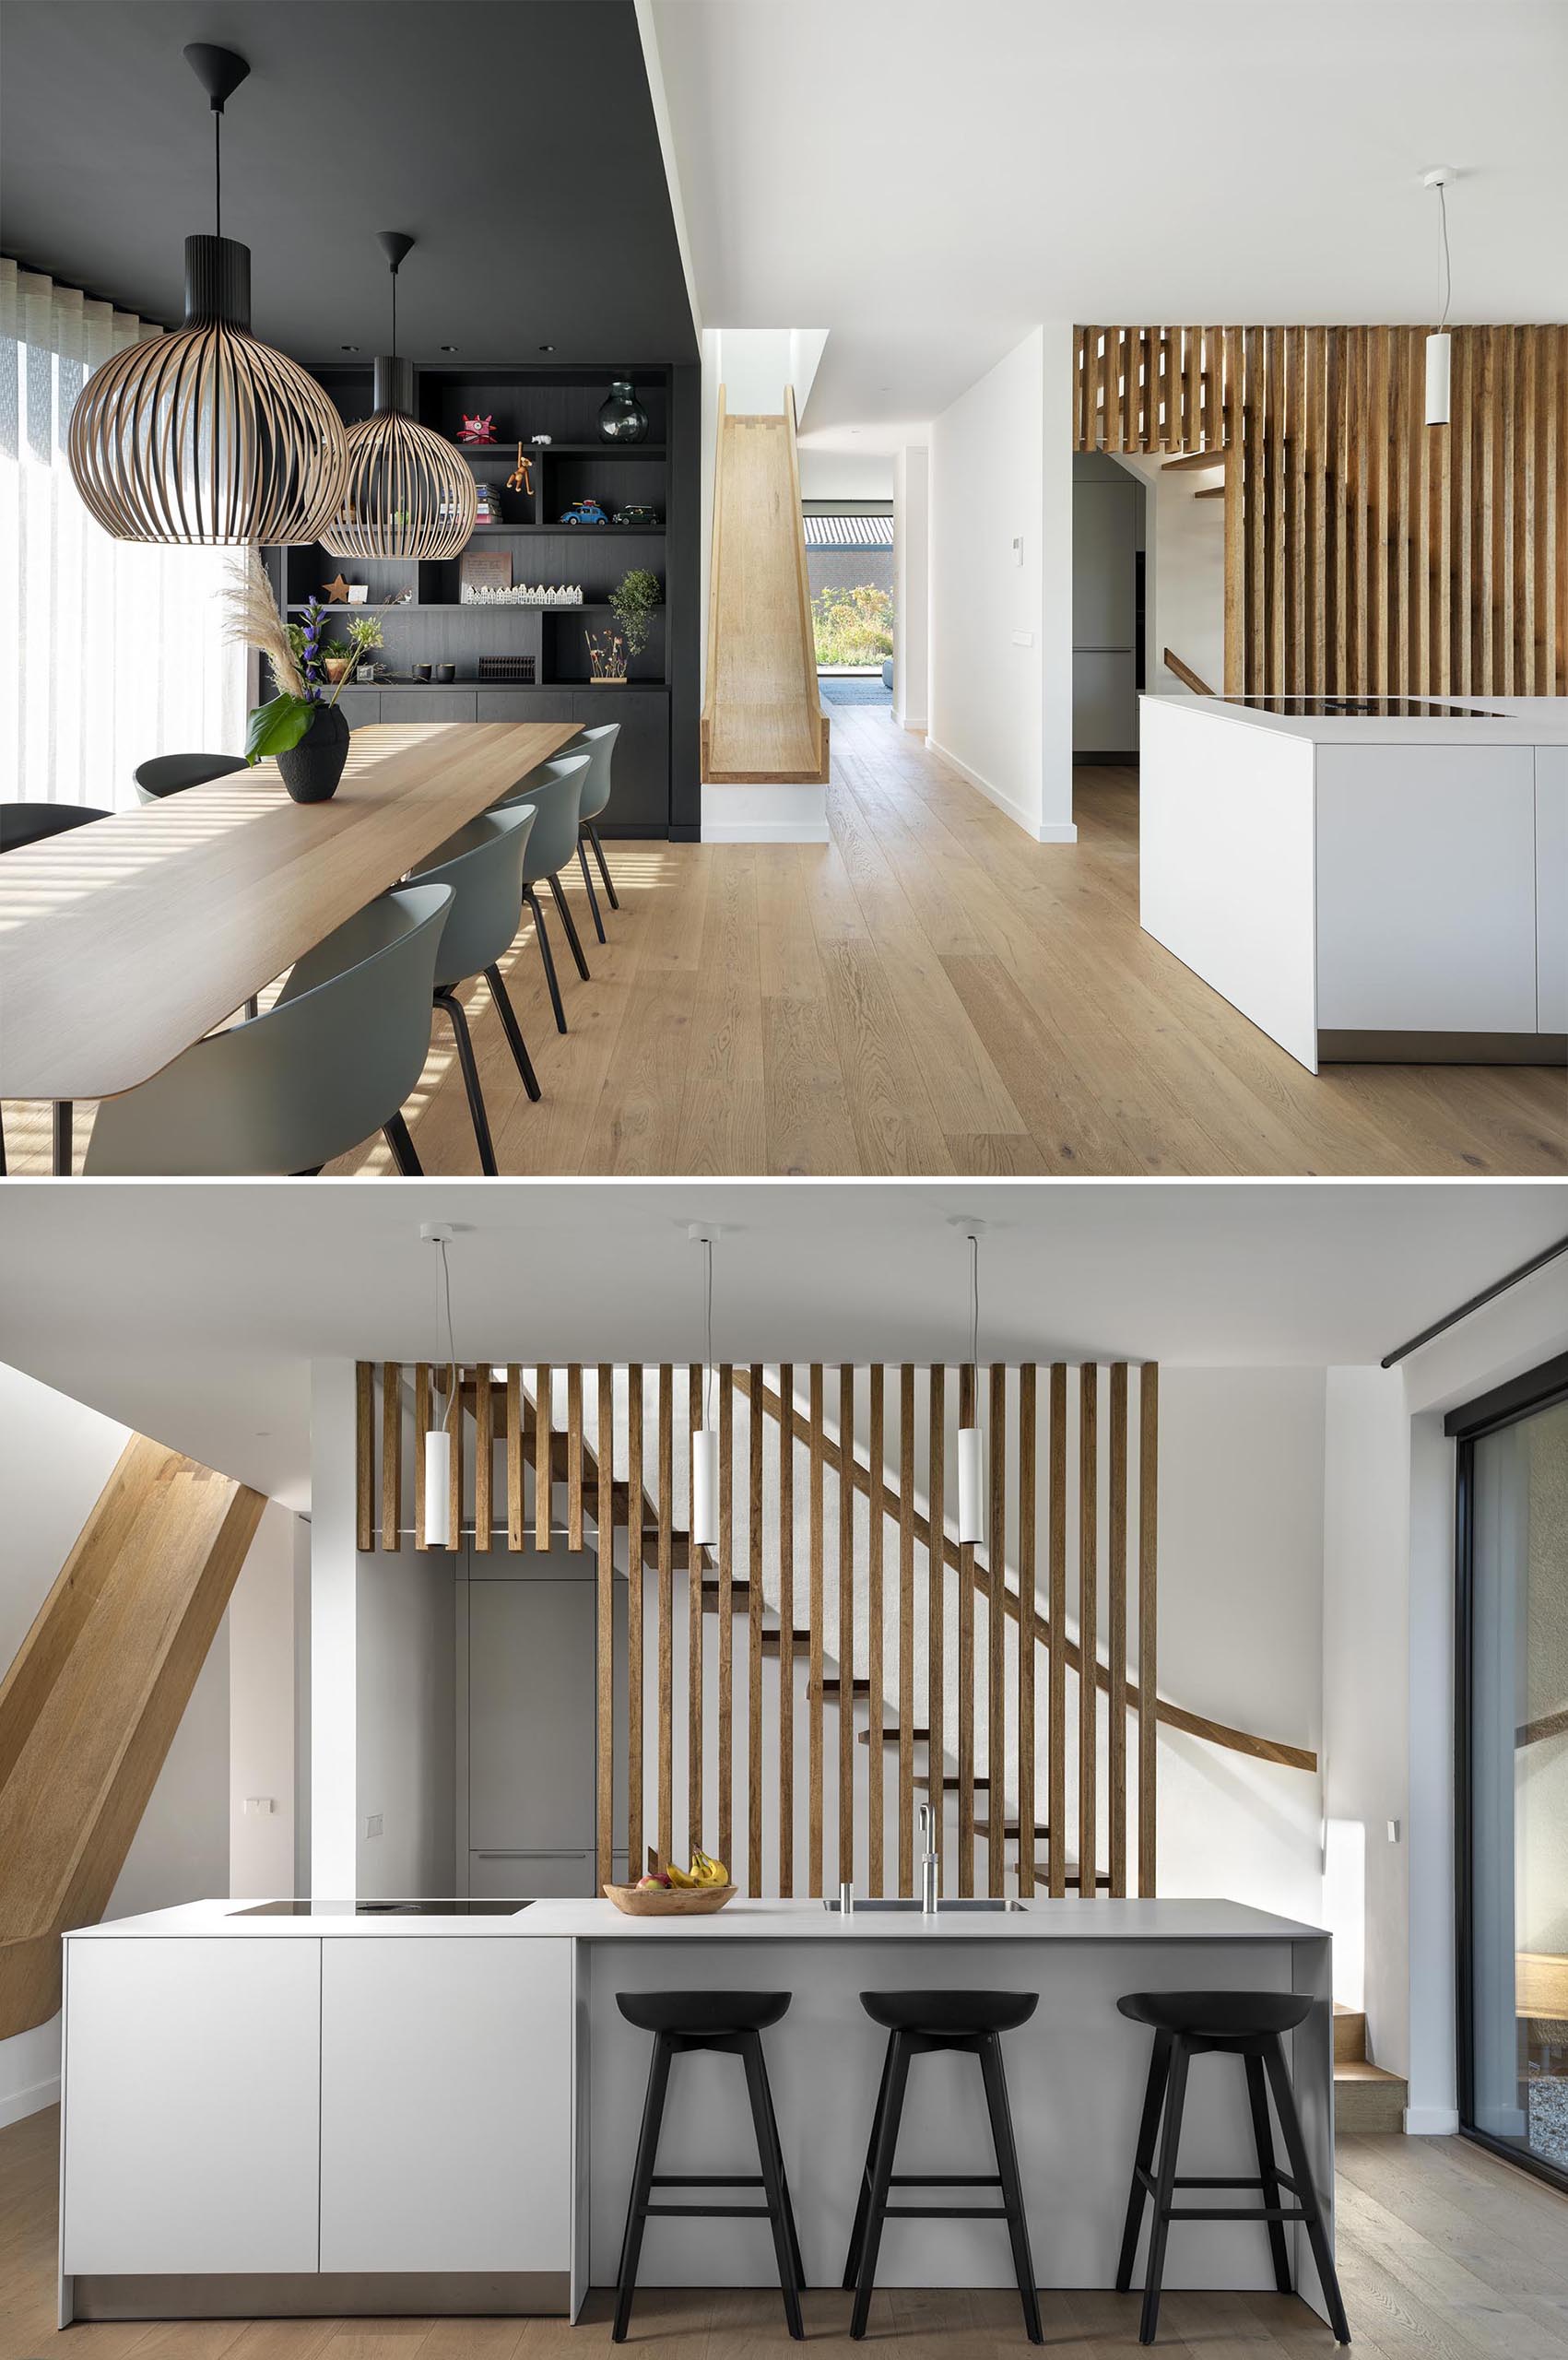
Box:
[0, 720, 580, 1173]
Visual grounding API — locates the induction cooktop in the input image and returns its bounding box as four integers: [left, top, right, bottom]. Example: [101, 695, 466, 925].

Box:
[233, 1899, 535, 1918]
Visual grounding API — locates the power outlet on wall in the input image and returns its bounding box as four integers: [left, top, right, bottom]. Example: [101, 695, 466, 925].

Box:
[365, 1811, 383, 1839]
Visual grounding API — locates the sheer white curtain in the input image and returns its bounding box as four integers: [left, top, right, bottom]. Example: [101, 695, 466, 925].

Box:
[0, 257, 244, 809]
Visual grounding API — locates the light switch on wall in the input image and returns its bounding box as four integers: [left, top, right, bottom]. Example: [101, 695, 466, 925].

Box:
[1012, 630, 1033, 646]
[365, 1811, 383, 1839]
[1011, 535, 1024, 566]
[242, 1796, 275, 1817]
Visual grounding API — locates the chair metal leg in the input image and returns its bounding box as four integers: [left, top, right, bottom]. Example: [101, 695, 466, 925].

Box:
[53, 1100, 73, 1176]
[1263, 2037, 1351, 2346]
[1138, 2036, 1189, 2345]
[843, 2031, 897, 2289]
[435, 989, 498, 1175]
[742, 2033, 805, 2340]
[588, 819, 620, 909]
[548, 869, 592, 979]
[527, 886, 568, 1033]
[978, 2032, 1044, 2343]
[850, 2029, 911, 2341]
[484, 964, 541, 1102]
[1245, 2052, 1293, 2294]
[1116, 2030, 1173, 2292]
[578, 837, 607, 942]
[613, 2032, 672, 2344]
[382, 1112, 423, 1174]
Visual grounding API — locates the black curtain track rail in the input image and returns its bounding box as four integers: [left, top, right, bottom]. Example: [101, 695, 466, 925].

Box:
[1381, 1234, 1568, 1369]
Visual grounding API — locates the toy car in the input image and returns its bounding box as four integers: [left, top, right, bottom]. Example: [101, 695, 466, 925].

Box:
[613, 503, 662, 527]
[560, 498, 608, 525]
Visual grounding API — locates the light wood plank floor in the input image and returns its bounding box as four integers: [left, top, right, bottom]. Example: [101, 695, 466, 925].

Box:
[5, 2107, 1567, 2355]
[6, 705, 1563, 1176]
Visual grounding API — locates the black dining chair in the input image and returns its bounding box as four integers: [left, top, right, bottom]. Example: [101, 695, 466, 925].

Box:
[0, 801, 114, 1175]
[133, 750, 248, 803]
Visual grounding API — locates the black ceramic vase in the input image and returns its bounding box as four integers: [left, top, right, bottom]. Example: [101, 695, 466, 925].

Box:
[597, 379, 648, 443]
[277, 701, 349, 804]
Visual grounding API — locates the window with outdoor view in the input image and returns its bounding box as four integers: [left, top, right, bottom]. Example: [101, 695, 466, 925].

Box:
[804, 509, 893, 671]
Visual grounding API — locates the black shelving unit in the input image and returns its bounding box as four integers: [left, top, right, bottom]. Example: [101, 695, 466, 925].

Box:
[265, 361, 699, 837]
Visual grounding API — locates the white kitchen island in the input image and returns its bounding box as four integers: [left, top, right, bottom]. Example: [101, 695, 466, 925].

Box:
[58, 1894, 1337, 2329]
[1139, 693, 1568, 1071]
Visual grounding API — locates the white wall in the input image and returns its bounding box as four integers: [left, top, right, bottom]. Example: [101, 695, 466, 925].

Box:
[1114, 452, 1225, 697]
[230, 1499, 303, 1897]
[893, 444, 929, 733]
[928, 324, 1075, 843]
[799, 448, 896, 501]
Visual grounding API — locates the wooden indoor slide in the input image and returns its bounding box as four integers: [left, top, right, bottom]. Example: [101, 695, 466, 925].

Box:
[701, 386, 831, 786]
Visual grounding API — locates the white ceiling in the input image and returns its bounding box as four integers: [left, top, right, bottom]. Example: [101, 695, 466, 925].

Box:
[1, 1181, 1562, 1510]
[651, 0, 1568, 441]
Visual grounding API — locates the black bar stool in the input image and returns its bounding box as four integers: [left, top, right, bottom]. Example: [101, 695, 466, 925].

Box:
[1114, 1989, 1350, 2347]
[613, 1988, 804, 2343]
[843, 1989, 1043, 2343]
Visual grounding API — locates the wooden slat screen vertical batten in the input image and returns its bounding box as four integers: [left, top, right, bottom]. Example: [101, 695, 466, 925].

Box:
[474, 1368, 493, 1554]
[657, 1365, 674, 1870]
[1047, 1363, 1067, 1898]
[505, 1368, 524, 1552]
[717, 1367, 734, 1877]
[688, 1366, 703, 1858]
[957, 1362, 976, 1897]
[413, 1363, 431, 1552]
[808, 1364, 824, 1898]
[1138, 1363, 1160, 1898]
[380, 1363, 401, 1552]
[1016, 1364, 1037, 1895]
[626, 1368, 643, 1877]
[355, 1364, 374, 1553]
[595, 1363, 614, 1891]
[838, 1365, 855, 1890]
[1075, 322, 1568, 697]
[927, 1366, 945, 1895]
[535, 1366, 551, 1552]
[897, 1365, 915, 1898]
[987, 1362, 1006, 1898]
[1079, 1364, 1099, 1898]
[1107, 1363, 1129, 1898]
[777, 1364, 795, 1898]
[867, 1367, 886, 1894]
[748, 1363, 764, 1895]
[566, 1365, 584, 1552]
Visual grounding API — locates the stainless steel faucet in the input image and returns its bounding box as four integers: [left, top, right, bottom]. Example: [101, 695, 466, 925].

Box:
[918, 1802, 938, 1914]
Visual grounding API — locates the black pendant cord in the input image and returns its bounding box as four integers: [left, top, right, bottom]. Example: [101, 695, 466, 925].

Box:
[214, 106, 221, 242]
[389, 257, 397, 359]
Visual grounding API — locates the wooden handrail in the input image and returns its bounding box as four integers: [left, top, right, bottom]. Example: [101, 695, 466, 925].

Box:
[730, 1369, 1317, 1776]
[1162, 647, 1217, 696]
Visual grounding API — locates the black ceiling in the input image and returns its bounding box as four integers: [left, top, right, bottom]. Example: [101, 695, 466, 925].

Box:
[0, 0, 698, 368]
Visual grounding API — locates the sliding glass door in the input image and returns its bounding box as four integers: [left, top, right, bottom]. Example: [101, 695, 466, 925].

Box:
[1456, 1355, 1568, 2192]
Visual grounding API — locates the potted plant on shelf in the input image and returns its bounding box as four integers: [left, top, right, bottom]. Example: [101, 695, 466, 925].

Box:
[585, 567, 661, 685]
[220, 550, 358, 802]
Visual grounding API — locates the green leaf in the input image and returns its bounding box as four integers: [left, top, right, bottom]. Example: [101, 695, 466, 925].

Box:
[245, 694, 315, 765]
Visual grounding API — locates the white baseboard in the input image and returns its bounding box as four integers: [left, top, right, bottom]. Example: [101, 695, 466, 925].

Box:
[894, 708, 927, 735]
[0, 2073, 60, 2129]
[701, 820, 831, 844]
[924, 736, 1077, 844]
[1403, 2105, 1461, 2136]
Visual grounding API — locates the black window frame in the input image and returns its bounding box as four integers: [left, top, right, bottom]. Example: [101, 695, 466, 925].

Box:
[1450, 1348, 1568, 2198]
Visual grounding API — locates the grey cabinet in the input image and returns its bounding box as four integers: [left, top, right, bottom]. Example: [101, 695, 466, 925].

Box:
[477, 691, 578, 726]
[576, 690, 668, 832]
[468, 1849, 596, 1901]
[334, 689, 379, 729]
[467, 1575, 596, 1853]
[1073, 651, 1138, 755]
[378, 690, 477, 723]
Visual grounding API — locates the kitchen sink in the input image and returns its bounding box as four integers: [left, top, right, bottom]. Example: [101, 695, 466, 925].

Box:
[822, 1896, 1026, 1913]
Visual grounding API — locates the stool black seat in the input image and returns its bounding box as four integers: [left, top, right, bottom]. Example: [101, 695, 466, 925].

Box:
[844, 1989, 1043, 2344]
[612, 1988, 803, 2344]
[1115, 1987, 1350, 2348]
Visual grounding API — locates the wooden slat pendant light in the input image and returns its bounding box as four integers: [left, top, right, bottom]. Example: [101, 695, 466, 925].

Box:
[66, 46, 348, 546]
[319, 235, 477, 562]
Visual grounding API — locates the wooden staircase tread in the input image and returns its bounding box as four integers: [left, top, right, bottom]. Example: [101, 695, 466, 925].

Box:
[974, 1818, 1052, 1839]
[858, 1726, 931, 1747]
[1334, 2060, 1408, 2087]
[914, 1771, 992, 1791]
[1030, 1865, 1113, 1889]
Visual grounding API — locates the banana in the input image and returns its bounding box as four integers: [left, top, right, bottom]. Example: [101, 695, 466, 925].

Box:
[693, 1848, 728, 1887]
[666, 1861, 699, 1890]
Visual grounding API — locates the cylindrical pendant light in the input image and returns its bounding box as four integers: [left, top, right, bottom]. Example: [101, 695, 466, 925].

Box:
[690, 1224, 720, 1549]
[67, 45, 348, 546]
[421, 1223, 456, 1550]
[956, 1224, 984, 1547]
[1422, 167, 1455, 428]
[320, 234, 477, 561]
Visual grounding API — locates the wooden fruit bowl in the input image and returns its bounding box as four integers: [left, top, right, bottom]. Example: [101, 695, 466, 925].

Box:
[603, 1881, 737, 1918]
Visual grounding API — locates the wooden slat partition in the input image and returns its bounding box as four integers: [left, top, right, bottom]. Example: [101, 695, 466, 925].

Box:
[596, 1364, 614, 1890]
[867, 1366, 885, 1894]
[777, 1363, 795, 1898]
[1107, 1364, 1129, 1897]
[957, 1363, 975, 1897]
[505, 1367, 524, 1551]
[1016, 1364, 1037, 1897]
[413, 1363, 431, 1552]
[838, 1365, 855, 1889]
[926, 1366, 945, 1894]
[1079, 1364, 1099, 1899]
[1138, 1363, 1160, 1898]
[897, 1366, 915, 1897]
[1047, 1364, 1067, 1898]
[1076, 321, 1568, 698]
[535, 1366, 551, 1551]
[808, 1363, 825, 1897]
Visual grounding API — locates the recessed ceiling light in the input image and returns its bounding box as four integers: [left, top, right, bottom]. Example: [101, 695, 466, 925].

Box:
[340, 344, 359, 353]
[440, 343, 457, 353]
[539, 342, 556, 353]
